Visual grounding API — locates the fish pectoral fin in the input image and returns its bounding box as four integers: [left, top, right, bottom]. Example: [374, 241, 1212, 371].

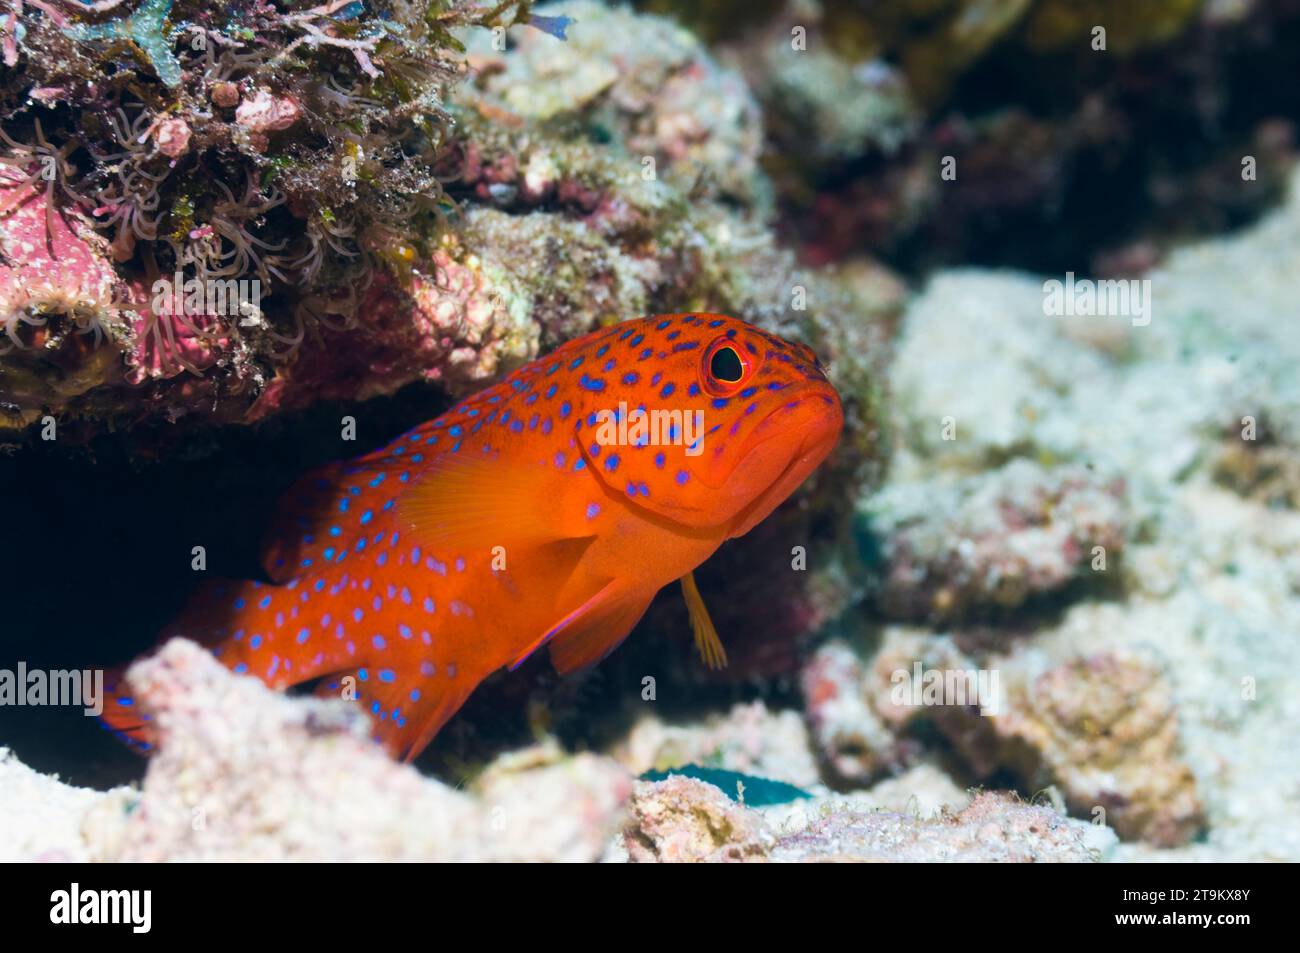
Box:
[680, 571, 727, 670]
[544, 581, 654, 676]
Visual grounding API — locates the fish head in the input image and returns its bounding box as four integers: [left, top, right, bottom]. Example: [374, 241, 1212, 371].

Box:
[578, 313, 843, 536]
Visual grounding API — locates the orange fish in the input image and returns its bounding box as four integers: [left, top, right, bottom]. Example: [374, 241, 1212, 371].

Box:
[102, 313, 843, 760]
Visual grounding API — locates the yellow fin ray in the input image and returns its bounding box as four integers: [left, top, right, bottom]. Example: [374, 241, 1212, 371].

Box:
[680, 571, 727, 670]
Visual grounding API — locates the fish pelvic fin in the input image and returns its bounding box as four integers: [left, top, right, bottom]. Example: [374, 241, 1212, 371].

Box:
[547, 581, 654, 676]
[681, 571, 727, 670]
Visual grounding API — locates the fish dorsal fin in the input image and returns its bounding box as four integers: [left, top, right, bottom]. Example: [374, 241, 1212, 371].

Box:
[399, 450, 574, 556]
[681, 571, 727, 669]
[261, 461, 349, 582]
[547, 582, 655, 675]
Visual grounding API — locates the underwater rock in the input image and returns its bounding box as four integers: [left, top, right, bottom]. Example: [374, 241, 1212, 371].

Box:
[623, 775, 774, 862]
[800, 627, 976, 777]
[459, 1, 766, 208]
[247, 242, 539, 418]
[454, 207, 656, 349]
[863, 460, 1129, 623]
[0, 748, 126, 862]
[1, 0, 504, 433]
[622, 780, 1114, 862]
[77, 640, 631, 861]
[853, 373, 1300, 858]
[767, 791, 1115, 863]
[840, 762, 972, 820]
[749, 38, 919, 161]
[614, 701, 822, 789]
[1213, 437, 1300, 510]
[0, 171, 129, 429]
[891, 166, 1300, 504]
[802, 629, 1207, 847]
[700, 0, 1295, 271]
[800, 640, 903, 784]
[937, 647, 1206, 847]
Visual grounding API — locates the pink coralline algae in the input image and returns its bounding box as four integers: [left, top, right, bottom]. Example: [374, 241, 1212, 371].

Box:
[0, 171, 120, 338]
[247, 247, 536, 420]
[0, 170, 127, 426]
[152, 118, 192, 160]
[122, 290, 237, 386]
[1, 169, 254, 422]
[234, 90, 303, 135]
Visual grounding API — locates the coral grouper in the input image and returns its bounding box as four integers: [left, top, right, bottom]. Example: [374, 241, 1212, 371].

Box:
[103, 314, 843, 760]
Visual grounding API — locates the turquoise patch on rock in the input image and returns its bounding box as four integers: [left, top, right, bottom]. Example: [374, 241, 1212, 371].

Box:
[639, 764, 812, 806]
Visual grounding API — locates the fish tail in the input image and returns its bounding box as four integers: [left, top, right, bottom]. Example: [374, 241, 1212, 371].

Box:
[99, 574, 358, 753]
[102, 570, 487, 761]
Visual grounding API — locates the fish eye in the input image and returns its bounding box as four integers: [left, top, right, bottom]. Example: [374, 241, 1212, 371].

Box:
[710, 346, 744, 383]
[701, 336, 754, 396]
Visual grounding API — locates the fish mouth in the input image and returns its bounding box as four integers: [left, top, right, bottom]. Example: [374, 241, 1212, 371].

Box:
[717, 381, 843, 537]
[732, 382, 842, 475]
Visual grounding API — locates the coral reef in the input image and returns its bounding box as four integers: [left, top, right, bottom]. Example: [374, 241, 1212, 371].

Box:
[749, 38, 917, 161]
[0, 0, 517, 432]
[622, 775, 773, 861]
[763, 790, 1114, 863]
[949, 648, 1206, 846]
[0, 1, 896, 526]
[0, 748, 122, 862]
[808, 631, 1205, 845]
[1, 2, 894, 691]
[459, 1, 766, 207]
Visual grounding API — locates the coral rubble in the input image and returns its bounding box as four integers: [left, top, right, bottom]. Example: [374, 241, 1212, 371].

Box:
[622, 780, 1114, 863]
[22, 640, 632, 862]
